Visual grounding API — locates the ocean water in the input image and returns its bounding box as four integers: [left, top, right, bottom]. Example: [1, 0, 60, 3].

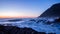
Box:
[0, 18, 60, 34]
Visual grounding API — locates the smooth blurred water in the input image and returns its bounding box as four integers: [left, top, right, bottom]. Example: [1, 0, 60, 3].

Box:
[0, 18, 60, 34]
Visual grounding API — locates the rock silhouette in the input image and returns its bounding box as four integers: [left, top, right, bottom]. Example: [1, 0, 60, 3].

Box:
[54, 17, 60, 23]
[0, 25, 46, 34]
[0, 25, 56, 34]
[0, 3, 59, 34]
[40, 3, 60, 18]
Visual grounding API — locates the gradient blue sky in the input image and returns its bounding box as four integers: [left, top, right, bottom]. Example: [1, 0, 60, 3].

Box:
[0, 0, 60, 18]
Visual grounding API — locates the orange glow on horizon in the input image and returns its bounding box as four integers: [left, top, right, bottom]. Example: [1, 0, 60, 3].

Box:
[0, 16, 36, 18]
[0, 12, 36, 18]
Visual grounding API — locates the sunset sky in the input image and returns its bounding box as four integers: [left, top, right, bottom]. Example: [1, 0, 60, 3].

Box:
[0, 0, 60, 18]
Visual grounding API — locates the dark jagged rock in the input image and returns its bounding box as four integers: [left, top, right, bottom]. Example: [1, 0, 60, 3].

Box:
[0, 25, 56, 34]
[53, 17, 60, 23]
[0, 25, 46, 34]
[36, 19, 47, 23]
[29, 19, 36, 22]
[48, 33, 56, 34]
[39, 3, 60, 18]
[45, 21, 52, 25]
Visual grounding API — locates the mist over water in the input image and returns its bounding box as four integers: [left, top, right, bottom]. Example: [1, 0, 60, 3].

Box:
[0, 17, 60, 34]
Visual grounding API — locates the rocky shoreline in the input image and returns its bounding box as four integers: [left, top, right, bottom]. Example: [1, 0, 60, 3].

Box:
[0, 25, 56, 34]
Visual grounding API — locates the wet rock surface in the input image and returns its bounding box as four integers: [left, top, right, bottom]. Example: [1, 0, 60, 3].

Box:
[0, 25, 46, 34]
[0, 25, 56, 34]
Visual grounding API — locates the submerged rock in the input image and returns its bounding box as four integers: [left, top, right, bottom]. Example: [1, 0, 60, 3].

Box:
[7, 19, 22, 22]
